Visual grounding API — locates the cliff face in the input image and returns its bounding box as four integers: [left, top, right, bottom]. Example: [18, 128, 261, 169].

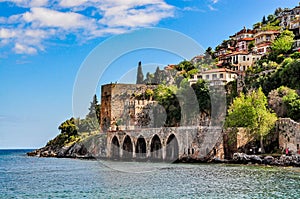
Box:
[27, 134, 107, 159]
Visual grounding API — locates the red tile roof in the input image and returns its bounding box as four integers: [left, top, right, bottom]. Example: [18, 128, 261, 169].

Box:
[239, 37, 255, 41]
[202, 68, 237, 74]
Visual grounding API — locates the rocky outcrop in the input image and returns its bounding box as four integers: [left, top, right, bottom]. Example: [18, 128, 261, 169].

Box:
[230, 152, 300, 167]
[27, 134, 107, 159]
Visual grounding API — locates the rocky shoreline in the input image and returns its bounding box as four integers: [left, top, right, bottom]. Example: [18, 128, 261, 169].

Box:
[27, 134, 107, 159]
[27, 145, 300, 167]
[211, 153, 300, 167]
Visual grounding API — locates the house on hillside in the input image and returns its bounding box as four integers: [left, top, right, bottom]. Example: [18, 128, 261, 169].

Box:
[230, 27, 255, 41]
[253, 30, 280, 55]
[219, 51, 261, 73]
[189, 68, 237, 86]
[278, 8, 295, 29]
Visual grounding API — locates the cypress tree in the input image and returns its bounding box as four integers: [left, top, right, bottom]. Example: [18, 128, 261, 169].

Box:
[136, 61, 144, 84]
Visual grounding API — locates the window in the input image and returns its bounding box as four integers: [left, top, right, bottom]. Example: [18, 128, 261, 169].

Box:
[219, 74, 224, 78]
[212, 74, 217, 80]
[206, 75, 209, 80]
[243, 56, 246, 61]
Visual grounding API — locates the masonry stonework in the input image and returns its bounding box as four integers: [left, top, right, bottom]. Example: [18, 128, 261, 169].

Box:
[277, 118, 300, 153]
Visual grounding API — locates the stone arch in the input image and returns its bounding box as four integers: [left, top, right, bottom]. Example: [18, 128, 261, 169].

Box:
[111, 136, 120, 159]
[136, 136, 147, 159]
[166, 134, 179, 161]
[150, 134, 162, 160]
[122, 135, 133, 159]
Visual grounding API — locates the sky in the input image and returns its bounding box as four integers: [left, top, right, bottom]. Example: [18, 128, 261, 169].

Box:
[0, 0, 299, 149]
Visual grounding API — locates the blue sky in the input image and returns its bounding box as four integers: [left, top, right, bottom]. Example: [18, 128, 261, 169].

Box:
[0, 0, 299, 149]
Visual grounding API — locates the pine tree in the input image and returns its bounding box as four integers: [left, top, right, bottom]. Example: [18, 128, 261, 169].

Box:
[87, 94, 100, 122]
[136, 61, 144, 84]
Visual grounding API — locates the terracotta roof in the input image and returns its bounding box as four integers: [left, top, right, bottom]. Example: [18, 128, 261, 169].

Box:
[230, 51, 249, 55]
[236, 27, 255, 35]
[164, 64, 176, 70]
[239, 37, 255, 41]
[254, 30, 280, 37]
[202, 68, 237, 74]
[256, 43, 271, 48]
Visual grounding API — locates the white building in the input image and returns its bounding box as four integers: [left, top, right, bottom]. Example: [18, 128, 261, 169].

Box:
[253, 30, 280, 55]
[189, 68, 237, 86]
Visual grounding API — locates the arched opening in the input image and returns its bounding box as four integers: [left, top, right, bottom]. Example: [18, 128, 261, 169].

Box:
[150, 135, 162, 160]
[122, 135, 133, 159]
[111, 136, 120, 159]
[136, 137, 147, 159]
[166, 134, 179, 161]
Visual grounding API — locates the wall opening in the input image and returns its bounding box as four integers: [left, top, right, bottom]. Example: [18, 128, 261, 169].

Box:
[150, 134, 162, 160]
[136, 137, 147, 159]
[111, 136, 120, 159]
[166, 134, 179, 161]
[122, 135, 133, 159]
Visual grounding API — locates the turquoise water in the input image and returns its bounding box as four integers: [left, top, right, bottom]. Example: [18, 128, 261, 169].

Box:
[1, 150, 300, 198]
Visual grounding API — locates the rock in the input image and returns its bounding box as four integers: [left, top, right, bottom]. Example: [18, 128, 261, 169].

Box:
[232, 153, 263, 164]
[248, 155, 262, 164]
[211, 157, 229, 163]
[263, 156, 274, 164]
[57, 146, 69, 157]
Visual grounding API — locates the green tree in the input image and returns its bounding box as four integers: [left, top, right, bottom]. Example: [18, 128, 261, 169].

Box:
[58, 117, 78, 136]
[253, 22, 262, 30]
[226, 88, 277, 153]
[87, 94, 100, 122]
[248, 41, 255, 52]
[154, 85, 180, 126]
[136, 61, 144, 84]
[270, 30, 295, 57]
[176, 60, 197, 79]
[282, 88, 300, 121]
[191, 79, 211, 115]
[79, 94, 101, 132]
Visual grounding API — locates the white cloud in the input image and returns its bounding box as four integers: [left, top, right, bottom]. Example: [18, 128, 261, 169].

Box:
[212, 0, 219, 4]
[0, 28, 17, 38]
[0, 0, 176, 54]
[208, 5, 217, 11]
[30, 0, 48, 7]
[14, 43, 37, 54]
[59, 0, 87, 8]
[98, 0, 174, 28]
[182, 7, 204, 12]
[23, 7, 96, 30]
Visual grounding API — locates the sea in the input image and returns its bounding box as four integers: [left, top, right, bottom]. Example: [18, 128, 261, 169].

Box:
[1, 149, 300, 199]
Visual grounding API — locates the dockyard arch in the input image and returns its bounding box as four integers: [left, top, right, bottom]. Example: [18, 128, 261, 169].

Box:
[150, 134, 162, 160]
[166, 134, 179, 161]
[136, 137, 147, 159]
[122, 135, 133, 159]
[111, 136, 120, 159]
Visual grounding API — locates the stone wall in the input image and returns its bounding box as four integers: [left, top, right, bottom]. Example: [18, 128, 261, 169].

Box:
[277, 118, 300, 153]
[106, 126, 224, 160]
[100, 83, 157, 131]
